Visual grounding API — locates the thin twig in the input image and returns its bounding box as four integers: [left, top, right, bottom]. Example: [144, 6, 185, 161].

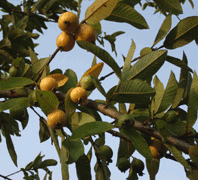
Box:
[6, 170, 21, 178]
[0, 174, 12, 180]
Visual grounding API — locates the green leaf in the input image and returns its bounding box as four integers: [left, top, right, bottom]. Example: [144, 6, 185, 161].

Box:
[77, 41, 121, 79]
[70, 122, 114, 141]
[15, 16, 29, 30]
[67, 112, 96, 133]
[29, 47, 38, 64]
[146, 158, 160, 180]
[94, 161, 111, 180]
[164, 16, 198, 49]
[122, 39, 136, 81]
[65, 88, 78, 121]
[151, 76, 165, 114]
[128, 50, 167, 80]
[156, 120, 168, 141]
[188, 0, 194, 9]
[85, 0, 119, 25]
[117, 138, 135, 160]
[39, 159, 57, 168]
[166, 55, 193, 72]
[0, 97, 30, 113]
[62, 69, 78, 93]
[4, 131, 17, 166]
[0, 38, 11, 48]
[32, 0, 49, 12]
[91, 75, 107, 97]
[105, 2, 149, 29]
[172, 52, 188, 109]
[112, 79, 155, 104]
[152, 15, 172, 47]
[0, 77, 33, 91]
[0, 49, 14, 63]
[165, 144, 191, 171]
[36, 90, 59, 116]
[62, 138, 84, 164]
[156, 71, 178, 114]
[167, 119, 186, 136]
[120, 129, 152, 160]
[76, 154, 92, 180]
[43, 0, 57, 13]
[187, 71, 198, 133]
[118, 103, 127, 114]
[153, 0, 183, 14]
[32, 57, 49, 75]
[39, 118, 50, 143]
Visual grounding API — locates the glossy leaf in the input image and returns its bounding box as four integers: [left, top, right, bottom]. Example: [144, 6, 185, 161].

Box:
[36, 90, 59, 116]
[32, 57, 49, 75]
[156, 71, 178, 114]
[62, 138, 84, 164]
[165, 143, 191, 171]
[164, 16, 198, 49]
[76, 154, 92, 180]
[70, 121, 114, 141]
[105, 2, 149, 29]
[85, 0, 119, 25]
[122, 39, 135, 81]
[29, 47, 38, 64]
[77, 41, 121, 78]
[112, 79, 155, 104]
[128, 50, 167, 80]
[152, 15, 172, 47]
[187, 71, 198, 133]
[0, 77, 33, 91]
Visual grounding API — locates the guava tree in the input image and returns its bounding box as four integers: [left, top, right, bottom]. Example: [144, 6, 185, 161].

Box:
[0, 0, 198, 179]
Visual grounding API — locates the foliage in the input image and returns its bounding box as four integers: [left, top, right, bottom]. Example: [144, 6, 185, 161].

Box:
[0, 0, 198, 179]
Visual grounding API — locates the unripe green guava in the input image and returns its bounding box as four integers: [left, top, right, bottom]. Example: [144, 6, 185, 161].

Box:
[163, 110, 178, 124]
[97, 145, 113, 161]
[131, 158, 144, 176]
[118, 114, 135, 129]
[117, 157, 130, 172]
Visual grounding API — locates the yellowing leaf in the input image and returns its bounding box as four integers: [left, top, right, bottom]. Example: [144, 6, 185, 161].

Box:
[49, 73, 68, 87]
[77, 63, 104, 86]
[85, 0, 118, 25]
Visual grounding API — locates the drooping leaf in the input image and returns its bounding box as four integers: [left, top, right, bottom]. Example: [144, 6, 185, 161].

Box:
[146, 158, 160, 180]
[4, 131, 18, 166]
[70, 121, 114, 141]
[32, 0, 49, 12]
[156, 71, 178, 114]
[122, 39, 136, 81]
[164, 16, 198, 49]
[32, 57, 49, 75]
[188, 0, 194, 9]
[165, 143, 191, 171]
[120, 129, 152, 160]
[36, 90, 59, 116]
[77, 41, 121, 78]
[94, 161, 111, 180]
[39, 118, 50, 143]
[105, 2, 149, 29]
[85, 0, 119, 25]
[0, 77, 33, 91]
[118, 103, 126, 114]
[172, 52, 188, 109]
[112, 79, 155, 104]
[152, 15, 172, 47]
[76, 154, 92, 180]
[62, 138, 84, 164]
[187, 71, 198, 133]
[153, 0, 183, 15]
[128, 50, 167, 80]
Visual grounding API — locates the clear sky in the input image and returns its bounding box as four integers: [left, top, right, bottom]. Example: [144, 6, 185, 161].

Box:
[0, 0, 198, 179]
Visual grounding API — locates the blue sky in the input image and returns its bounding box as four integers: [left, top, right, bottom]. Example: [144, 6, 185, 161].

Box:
[0, 0, 198, 179]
